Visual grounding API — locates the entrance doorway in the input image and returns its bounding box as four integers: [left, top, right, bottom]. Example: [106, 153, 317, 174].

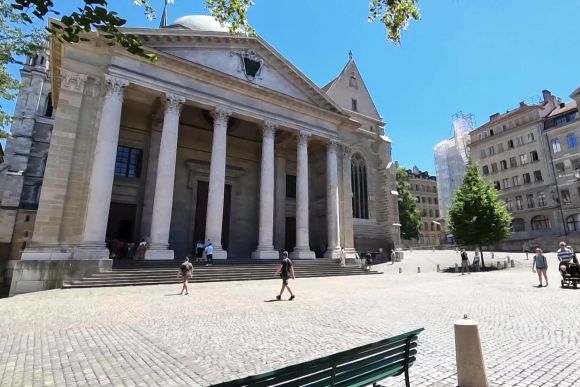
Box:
[193, 181, 232, 251]
[106, 203, 137, 259]
[285, 217, 296, 253]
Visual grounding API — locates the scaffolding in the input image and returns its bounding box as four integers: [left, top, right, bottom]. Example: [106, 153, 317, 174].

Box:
[434, 112, 475, 221]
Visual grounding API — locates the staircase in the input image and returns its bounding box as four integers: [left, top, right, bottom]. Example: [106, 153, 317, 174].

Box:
[63, 259, 381, 289]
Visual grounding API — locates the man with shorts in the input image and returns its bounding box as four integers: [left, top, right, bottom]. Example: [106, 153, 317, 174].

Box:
[275, 251, 295, 301]
[205, 240, 213, 266]
[460, 248, 470, 275]
[178, 256, 193, 295]
[557, 241, 574, 275]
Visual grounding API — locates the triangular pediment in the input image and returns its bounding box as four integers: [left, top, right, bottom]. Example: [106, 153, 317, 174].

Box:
[324, 59, 382, 121]
[125, 29, 346, 115]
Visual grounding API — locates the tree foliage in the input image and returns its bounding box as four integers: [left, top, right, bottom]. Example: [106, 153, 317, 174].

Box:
[448, 165, 512, 263]
[396, 167, 421, 240]
[0, 0, 421, 138]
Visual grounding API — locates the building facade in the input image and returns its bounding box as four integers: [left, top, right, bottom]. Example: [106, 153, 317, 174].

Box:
[405, 167, 443, 247]
[0, 15, 399, 295]
[469, 90, 562, 250]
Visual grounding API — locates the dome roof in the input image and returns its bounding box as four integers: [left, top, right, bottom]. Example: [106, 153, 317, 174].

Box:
[167, 15, 229, 32]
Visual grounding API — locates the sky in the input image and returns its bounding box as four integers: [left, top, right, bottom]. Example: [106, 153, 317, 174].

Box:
[5, 0, 580, 174]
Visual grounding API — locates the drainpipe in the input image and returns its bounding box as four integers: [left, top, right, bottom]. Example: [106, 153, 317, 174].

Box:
[544, 132, 568, 236]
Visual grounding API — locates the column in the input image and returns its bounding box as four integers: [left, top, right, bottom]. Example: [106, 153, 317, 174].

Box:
[252, 121, 279, 259]
[341, 145, 357, 259]
[145, 93, 185, 260]
[324, 140, 341, 258]
[73, 75, 129, 259]
[273, 153, 287, 251]
[290, 131, 315, 259]
[204, 107, 231, 260]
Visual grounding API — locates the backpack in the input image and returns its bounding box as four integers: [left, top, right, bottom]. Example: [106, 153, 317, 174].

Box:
[180, 263, 190, 275]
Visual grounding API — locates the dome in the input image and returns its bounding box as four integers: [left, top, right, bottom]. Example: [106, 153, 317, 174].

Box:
[167, 15, 229, 32]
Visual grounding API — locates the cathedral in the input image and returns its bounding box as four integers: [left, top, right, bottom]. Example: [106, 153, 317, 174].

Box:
[0, 15, 399, 295]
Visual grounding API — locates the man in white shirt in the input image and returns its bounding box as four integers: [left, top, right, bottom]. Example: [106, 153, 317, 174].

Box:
[557, 241, 574, 274]
[205, 240, 214, 266]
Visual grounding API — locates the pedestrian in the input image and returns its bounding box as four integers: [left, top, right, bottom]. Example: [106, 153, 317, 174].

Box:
[136, 239, 147, 260]
[205, 240, 213, 266]
[472, 250, 481, 272]
[557, 241, 574, 275]
[460, 248, 470, 275]
[339, 248, 346, 267]
[390, 249, 396, 264]
[523, 241, 530, 260]
[532, 248, 548, 287]
[177, 256, 193, 295]
[275, 251, 295, 301]
[195, 240, 204, 258]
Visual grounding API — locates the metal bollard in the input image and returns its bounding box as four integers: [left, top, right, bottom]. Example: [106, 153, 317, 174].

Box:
[507, 256, 510, 263]
[399, 267, 402, 274]
[455, 316, 490, 387]
[455, 263, 459, 273]
[417, 266, 421, 273]
[437, 264, 441, 272]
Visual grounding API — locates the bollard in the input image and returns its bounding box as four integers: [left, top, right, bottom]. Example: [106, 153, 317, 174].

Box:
[507, 256, 510, 263]
[454, 263, 459, 273]
[455, 316, 490, 387]
[417, 266, 421, 273]
[503, 261, 507, 269]
[399, 267, 402, 274]
[496, 261, 501, 269]
[510, 260, 515, 268]
[437, 264, 441, 272]
[491, 252, 495, 259]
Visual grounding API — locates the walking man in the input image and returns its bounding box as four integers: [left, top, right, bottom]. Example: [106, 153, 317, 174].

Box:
[275, 251, 295, 301]
[205, 240, 213, 266]
[177, 256, 193, 295]
[460, 248, 470, 275]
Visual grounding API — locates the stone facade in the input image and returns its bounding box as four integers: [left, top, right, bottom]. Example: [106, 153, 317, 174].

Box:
[0, 16, 398, 295]
[403, 167, 444, 247]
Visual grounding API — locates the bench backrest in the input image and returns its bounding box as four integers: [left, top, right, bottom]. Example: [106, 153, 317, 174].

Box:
[212, 328, 424, 387]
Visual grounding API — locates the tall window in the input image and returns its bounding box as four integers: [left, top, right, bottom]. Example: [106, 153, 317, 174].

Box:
[567, 133, 577, 149]
[286, 175, 296, 198]
[513, 176, 521, 187]
[561, 189, 571, 205]
[533, 170, 543, 182]
[530, 150, 539, 162]
[526, 194, 535, 208]
[480, 149, 487, 158]
[523, 173, 531, 184]
[491, 163, 498, 173]
[531, 215, 551, 230]
[509, 157, 517, 168]
[527, 132, 535, 143]
[351, 98, 358, 111]
[497, 143, 504, 152]
[502, 178, 510, 189]
[488, 146, 495, 155]
[44, 92, 53, 117]
[114, 146, 142, 178]
[506, 199, 513, 212]
[556, 163, 565, 177]
[482, 165, 489, 175]
[508, 139, 514, 149]
[351, 153, 368, 219]
[517, 136, 524, 146]
[519, 154, 529, 165]
[515, 196, 523, 210]
[537, 192, 547, 207]
[567, 214, 580, 232]
[552, 138, 562, 153]
[348, 72, 358, 89]
[500, 160, 508, 170]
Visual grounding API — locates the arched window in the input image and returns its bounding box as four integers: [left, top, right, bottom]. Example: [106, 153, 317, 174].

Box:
[566, 214, 580, 232]
[351, 152, 369, 219]
[531, 215, 551, 230]
[44, 92, 53, 117]
[512, 218, 526, 232]
[349, 71, 358, 89]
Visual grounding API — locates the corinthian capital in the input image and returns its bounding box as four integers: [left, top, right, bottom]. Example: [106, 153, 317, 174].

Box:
[212, 106, 232, 126]
[262, 120, 277, 139]
[60, 69, 88, 93]
[327, 139, 339, 153]
[342, 144, 353, 158]
[297, 130, 310, 145]
[103, 75, 129, 102]
[165, 93, 185, 115]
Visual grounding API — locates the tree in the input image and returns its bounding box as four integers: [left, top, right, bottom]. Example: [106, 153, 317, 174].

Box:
[0, 0, 421, 138]
[396, 167, 421, 240]
[448, 165, 512, 267]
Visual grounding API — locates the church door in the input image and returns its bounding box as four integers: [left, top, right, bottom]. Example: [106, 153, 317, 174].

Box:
[193, 181, 231, 251]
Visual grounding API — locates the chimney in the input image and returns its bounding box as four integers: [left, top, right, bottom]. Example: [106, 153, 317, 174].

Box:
[519, 101, 526, 107]
[542, 90, 552, 103]
[490, 113, 500, 121]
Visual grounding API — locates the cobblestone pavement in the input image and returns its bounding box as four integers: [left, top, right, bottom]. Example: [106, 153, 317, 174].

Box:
[1, 251, 578, 386]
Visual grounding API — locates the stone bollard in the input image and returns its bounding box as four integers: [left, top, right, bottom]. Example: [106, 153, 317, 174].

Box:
[491, 252, 495, 259]
[455, 316, 489, 387]
[455, 263, 459, 273]
[507, 256, 510, 263]
[496, 261, 501, 269]
[503, 261, 507, 269]
[399, 267, 402, 274]
[510, 260, 515, 268]
[417, 266, 421, 273]
[437, 264, 441, 272]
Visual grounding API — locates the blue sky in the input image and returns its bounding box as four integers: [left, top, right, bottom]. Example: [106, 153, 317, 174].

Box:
[6, 0, 580, 173]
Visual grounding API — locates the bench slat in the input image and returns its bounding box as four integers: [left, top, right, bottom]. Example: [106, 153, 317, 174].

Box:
[335, 358, 417, 387]
[333, 352, 416, 385]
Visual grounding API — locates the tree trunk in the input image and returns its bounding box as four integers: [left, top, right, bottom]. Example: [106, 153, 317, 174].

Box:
[480, 245, 486, 268]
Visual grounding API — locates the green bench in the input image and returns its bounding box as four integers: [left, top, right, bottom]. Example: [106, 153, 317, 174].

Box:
[212, 328, 424, 387]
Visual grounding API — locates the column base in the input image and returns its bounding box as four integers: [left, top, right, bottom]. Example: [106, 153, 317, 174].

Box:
[211, 247, 228, 260]
[290, 248, 316, 260]
[251, 248, 280, 260]
[324, 248, 342, 259]
[72, 242, 110, 260]
[144, 249, 174, 260]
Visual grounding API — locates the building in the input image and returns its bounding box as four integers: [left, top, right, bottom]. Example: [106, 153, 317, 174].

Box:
[404, 166, 443, 247]
[0, 15, 399, 295]
[544, 87, 580, 238]
[469, 90, 562, 250]
[434, 112, 473, 221]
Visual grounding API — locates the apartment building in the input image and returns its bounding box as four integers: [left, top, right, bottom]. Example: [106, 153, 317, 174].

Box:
[405, 167, 444, 247]
[544, 87, 580, 236]
[469, 90, 561, 250]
